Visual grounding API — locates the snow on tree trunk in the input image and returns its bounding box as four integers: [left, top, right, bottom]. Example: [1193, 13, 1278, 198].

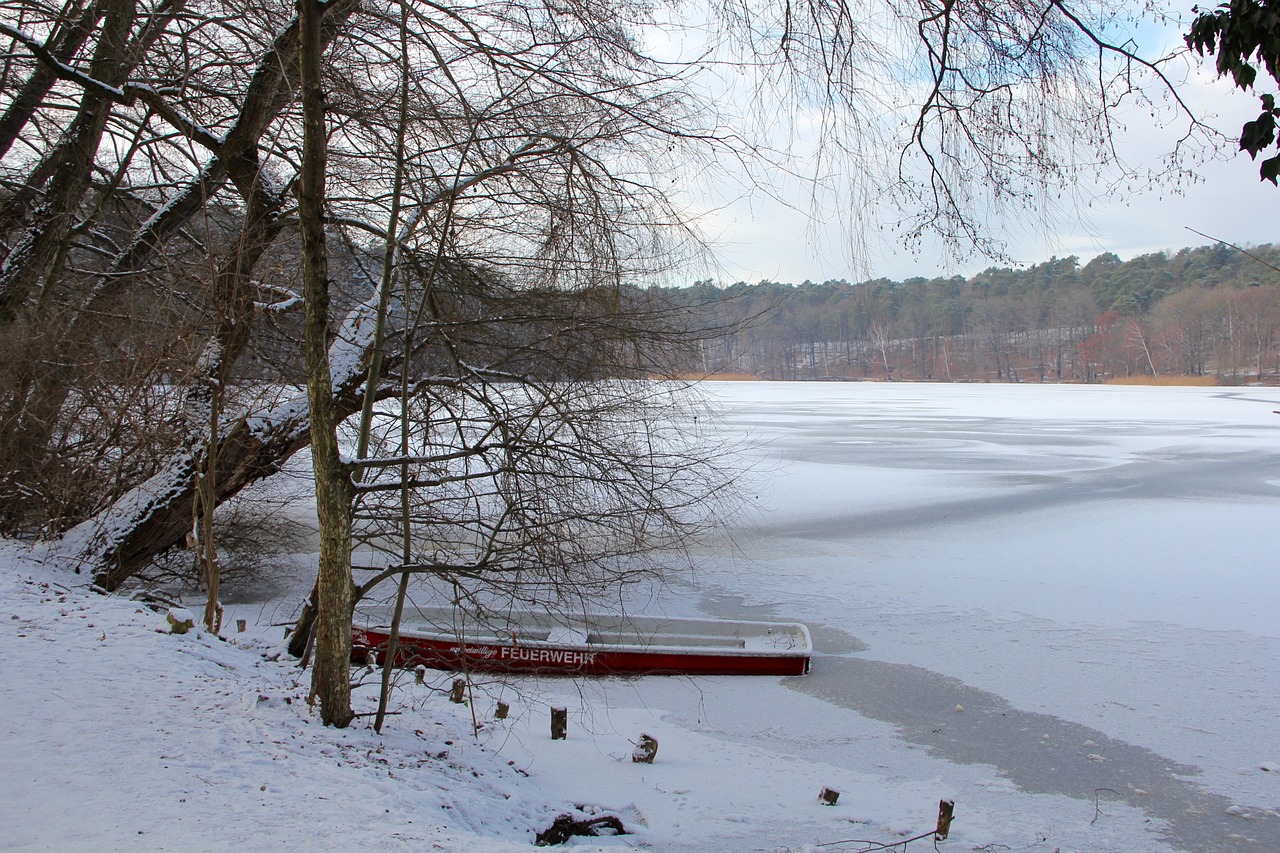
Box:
[61, 296, 380, 590]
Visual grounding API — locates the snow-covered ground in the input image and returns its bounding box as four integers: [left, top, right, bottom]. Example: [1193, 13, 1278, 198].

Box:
[5, 382, 1280, 851]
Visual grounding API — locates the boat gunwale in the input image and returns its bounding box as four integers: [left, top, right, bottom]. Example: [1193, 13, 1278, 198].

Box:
[356, 628, 810, 659]
[353, 608, 813, 659]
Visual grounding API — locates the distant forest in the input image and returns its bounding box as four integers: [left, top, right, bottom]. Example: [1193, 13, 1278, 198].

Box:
[665, 243, 1280, 383]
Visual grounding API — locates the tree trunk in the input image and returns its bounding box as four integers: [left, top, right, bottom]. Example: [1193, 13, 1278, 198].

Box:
[73, 399, 312, 589]
[63, 262, 386, 591]
[298, 0, 353, 728]
[0, 0, 103, 160]
[97, 0, 360, 284]
[0, 0, 137, 324]
[0, 0, 361, 482]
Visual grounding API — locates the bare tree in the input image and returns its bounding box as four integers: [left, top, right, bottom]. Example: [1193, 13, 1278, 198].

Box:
[297, 0, 354, 727]
[2, 0, 1214, 541]
[0, 0, 1228, 729]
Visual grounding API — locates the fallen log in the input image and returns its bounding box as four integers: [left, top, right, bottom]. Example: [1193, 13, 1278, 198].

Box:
[534, 813, 626, 846]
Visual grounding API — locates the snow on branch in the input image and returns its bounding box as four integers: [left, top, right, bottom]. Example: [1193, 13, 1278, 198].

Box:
[0, 22, 224, 154]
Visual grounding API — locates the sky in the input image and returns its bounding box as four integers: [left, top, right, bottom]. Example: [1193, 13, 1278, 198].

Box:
[703, 134, 1280, 284]
[671, 6, 1280, 285]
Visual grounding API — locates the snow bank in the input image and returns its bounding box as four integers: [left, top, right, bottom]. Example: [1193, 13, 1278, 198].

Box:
[2, 540, 1185, 852]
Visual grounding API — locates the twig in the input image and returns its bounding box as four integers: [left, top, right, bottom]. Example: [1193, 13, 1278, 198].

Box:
[1185, 227, 1280, 275]
[1092, 788, 1124, 824]
[816, 828, 939, 851]
[131, 589, 182, 609]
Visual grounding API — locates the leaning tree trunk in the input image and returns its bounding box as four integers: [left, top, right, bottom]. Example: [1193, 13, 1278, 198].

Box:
[1, 0, 360, 468]
[0, 0, 137, 324]
[0, 0, 103, 161]
[69, 399, 312, 589]
[63, 296, 381, 590]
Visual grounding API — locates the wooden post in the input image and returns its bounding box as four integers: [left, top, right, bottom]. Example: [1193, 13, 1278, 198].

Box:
[631, 734, 658, 763]
[819, 787, 840, 806]
[414, 665, 426, 685]
[936, 798, 955, 839]
[495, 701, 509, 719]
[550, 707, 567, 739]
[236, 618, 247, 633]
[449, 678, 466, 703]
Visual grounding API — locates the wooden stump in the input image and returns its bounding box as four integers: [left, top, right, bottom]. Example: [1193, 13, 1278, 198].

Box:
[495, 701, 510, 720]
[550, 707, 568, 740]
[819, 787, 840, 806]
[631, 734, 658, 763]
[166, 608, 194, 635]
[414, 665, 426, 685]
[235, 618, 247, 633]
[936, 798, 955, 839]
[449, 678, 466, 704]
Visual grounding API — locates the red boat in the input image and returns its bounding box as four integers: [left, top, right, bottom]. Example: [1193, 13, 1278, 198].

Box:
[352, 606, 812, 677]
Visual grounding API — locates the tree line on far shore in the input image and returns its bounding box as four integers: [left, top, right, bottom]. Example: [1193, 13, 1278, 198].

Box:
[667, 244, 1280, 383]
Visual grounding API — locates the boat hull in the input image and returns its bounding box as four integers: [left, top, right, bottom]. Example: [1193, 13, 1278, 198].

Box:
[352, 619, 811, 677]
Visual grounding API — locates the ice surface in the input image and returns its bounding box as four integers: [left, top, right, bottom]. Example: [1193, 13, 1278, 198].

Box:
[689, 381, 1280, 847]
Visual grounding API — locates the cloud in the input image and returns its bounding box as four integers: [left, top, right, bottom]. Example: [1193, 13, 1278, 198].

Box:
[675, 8, 1280, 284]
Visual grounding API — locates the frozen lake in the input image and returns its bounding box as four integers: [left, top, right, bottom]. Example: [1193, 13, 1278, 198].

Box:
[220, 380, 1280, 850]
[310, 380, 1280, 851]
[11, 380, 1278, 852]
[677, 381, 1280, 850]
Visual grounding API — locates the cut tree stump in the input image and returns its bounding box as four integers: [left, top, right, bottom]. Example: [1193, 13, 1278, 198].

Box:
[449, 678, 466, 703]
[166, 608, 195, 634]
[495, 701, 509, 719]
[631, 734, 658, 763]
[550, 707, 567, 739]
[819, 787, 840, 806]
[936, 798, 955, 839]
